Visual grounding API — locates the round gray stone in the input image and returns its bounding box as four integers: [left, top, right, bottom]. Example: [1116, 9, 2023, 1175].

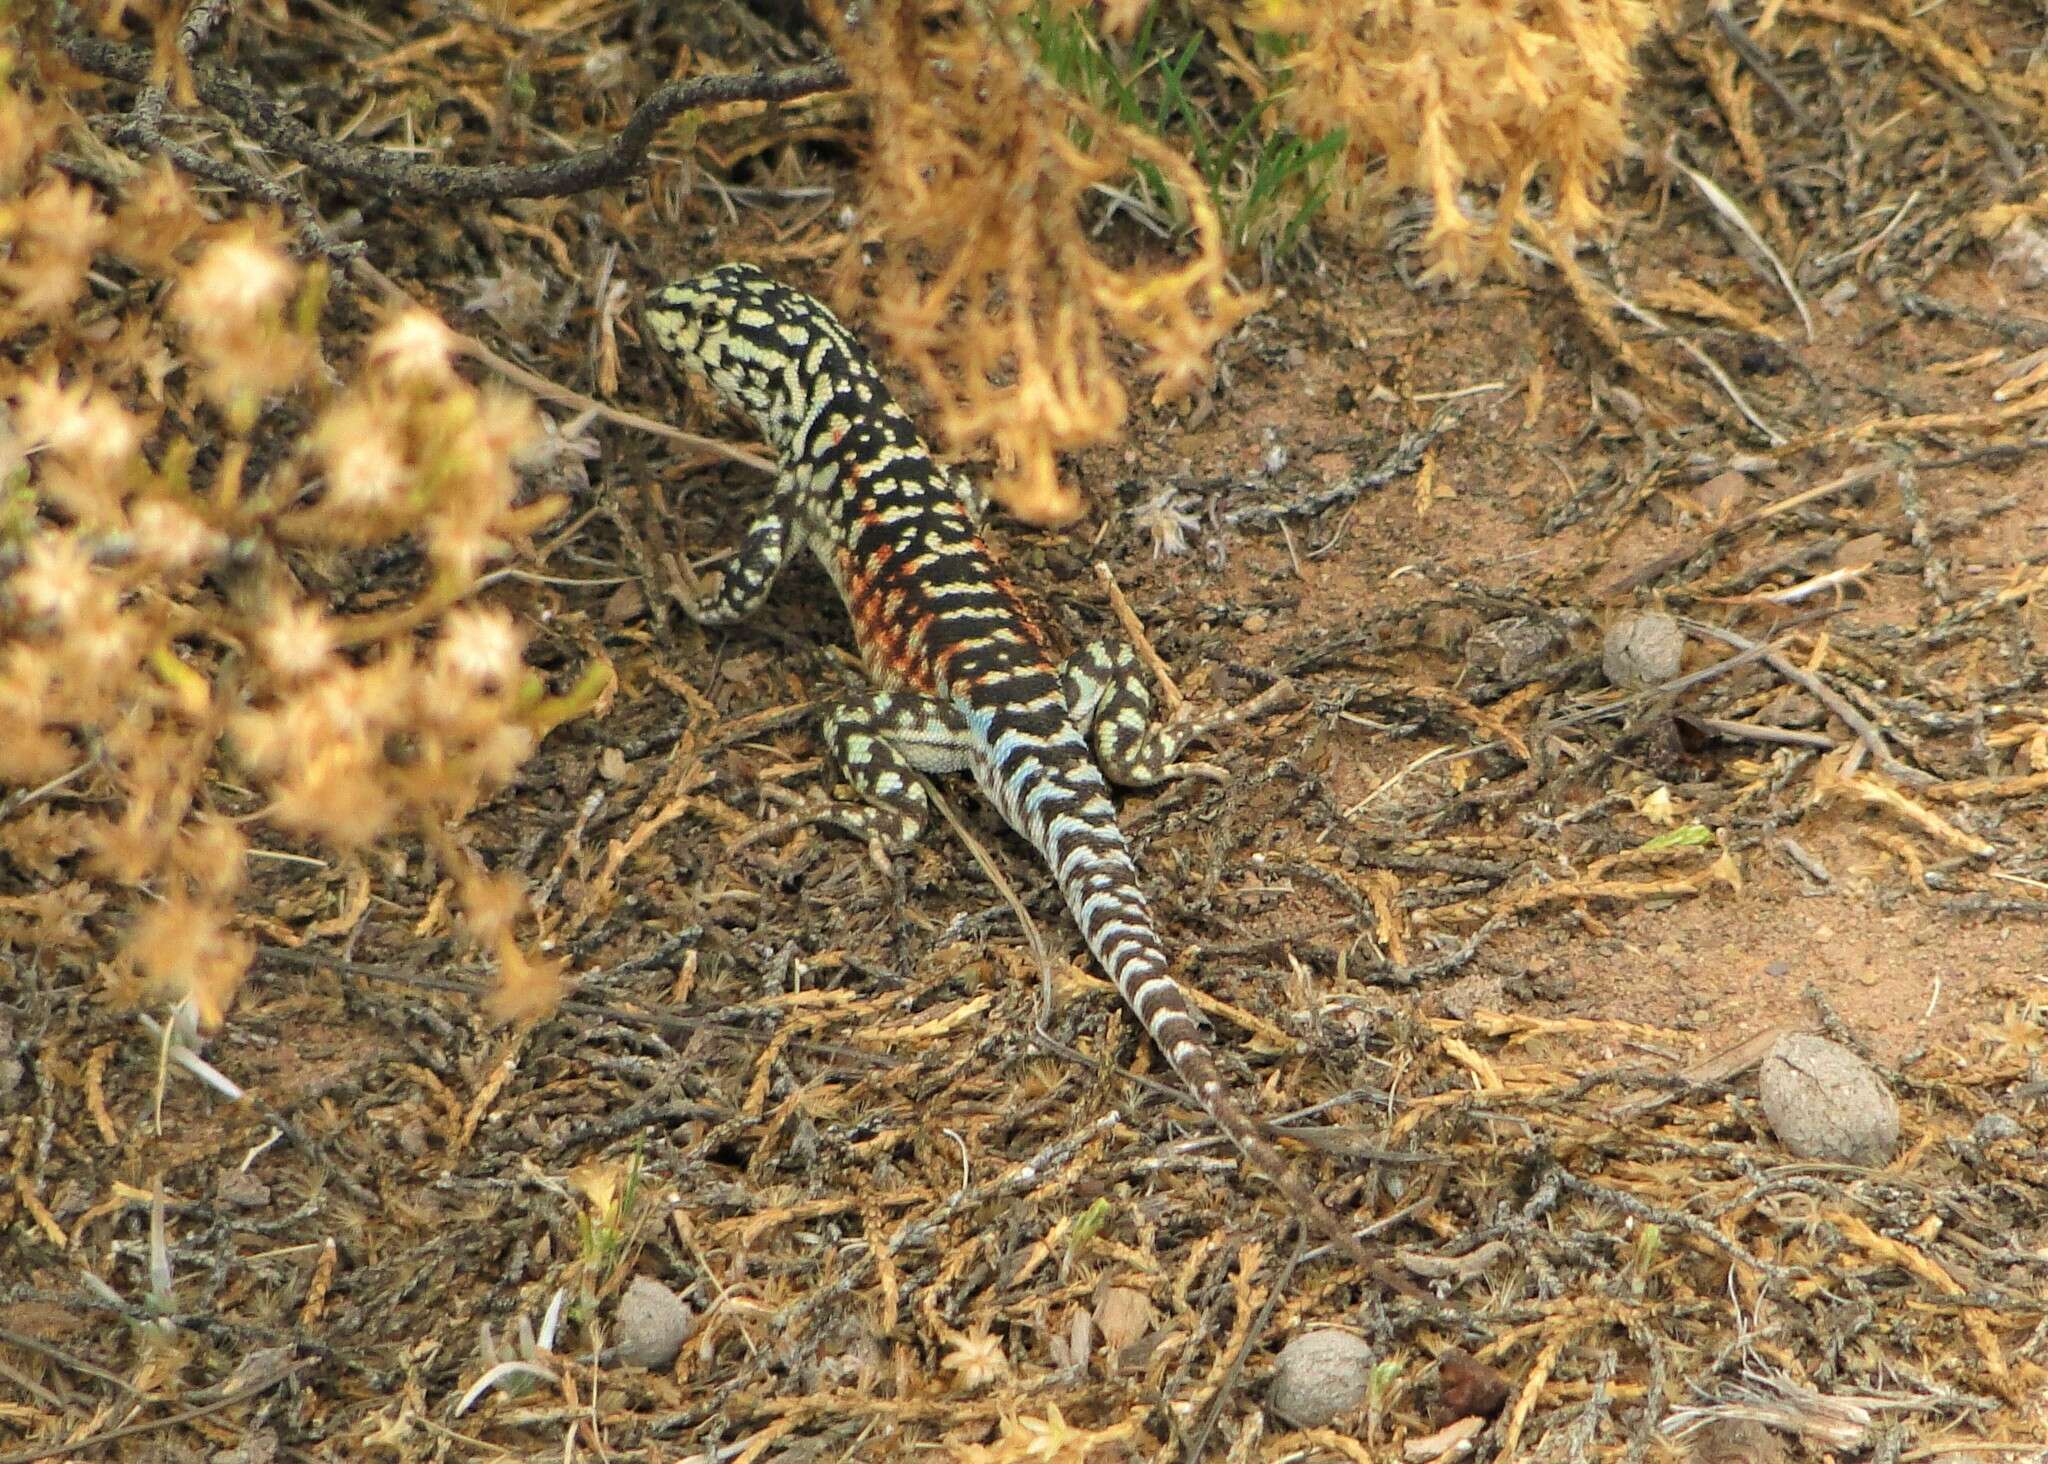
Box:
[1759, 1034, 1900, 1167]
[1269, 1329, 1375, 1429]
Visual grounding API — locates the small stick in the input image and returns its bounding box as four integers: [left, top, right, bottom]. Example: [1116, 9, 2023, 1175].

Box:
[346, 259, 776, 473]
[916, 771, 1055, 1011]
[1187, 1237, 1306, 1463]
[0, 1360, 317, 1464]
[1777, 836, 1834, 883]
[1093, 561, 1185, 716]
[1709, 2, 1815, 130]
[1607, 463, 1884, 594]
[61, 34, 850, 204]
[1680, 714, 1838, 750]
[1682, 618, 1931, 785]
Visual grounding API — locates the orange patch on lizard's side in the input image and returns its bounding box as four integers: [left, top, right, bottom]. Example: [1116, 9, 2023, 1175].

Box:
[840, 540, 938, 694]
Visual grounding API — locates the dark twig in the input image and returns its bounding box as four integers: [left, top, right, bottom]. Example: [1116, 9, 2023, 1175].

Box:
[1708, 2, 1814, 130]
[1918, 65, 2025, 186]
[1223, 406, 1461, 528]
[0, 1358, 314, 1464]
[1681, 617, 1932, 786]
[78, 0, 348, 255]
[1896, 292, 2048, 348]
[61, 33, 851, 203]
[82, 1, 361, 257]
[103, 114, 360, 260]
[1550, 1170, 1797, 1285]
[1187, 1237, 1305, 1463]
[1606, 463, 1883, 594]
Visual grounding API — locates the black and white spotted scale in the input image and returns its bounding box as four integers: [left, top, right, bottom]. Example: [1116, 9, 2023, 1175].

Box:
[644, 263, 1379, 1269]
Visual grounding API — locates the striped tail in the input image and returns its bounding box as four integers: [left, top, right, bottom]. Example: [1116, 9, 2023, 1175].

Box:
[972, 701, 1395, 1274]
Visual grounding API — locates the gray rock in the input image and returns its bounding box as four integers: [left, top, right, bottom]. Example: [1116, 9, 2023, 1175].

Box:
[1971, 1112, 2022, 1146]
[1268, 1329, 1375, 1428]
[614, 1275, 694, 1370]
[1465, 616, 1567, 683]
[1603, 612, 1684, 688]
[1759, 1034, 1900, 1166]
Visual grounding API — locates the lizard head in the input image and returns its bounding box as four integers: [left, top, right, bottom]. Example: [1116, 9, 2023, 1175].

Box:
[643, 262, 781, 371]
[644, 262, 821, 442]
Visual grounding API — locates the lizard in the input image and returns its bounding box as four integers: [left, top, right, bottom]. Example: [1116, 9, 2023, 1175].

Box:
[642, 262, 1428, 1295]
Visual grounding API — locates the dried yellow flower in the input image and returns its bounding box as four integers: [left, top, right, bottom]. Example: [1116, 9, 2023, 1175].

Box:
[177, 227, 298, 327]
[13, 372, 140, 481]
[369, 309, 461, 390]
[433, 607, 525, 696]
[1264, 0, 1653, 281]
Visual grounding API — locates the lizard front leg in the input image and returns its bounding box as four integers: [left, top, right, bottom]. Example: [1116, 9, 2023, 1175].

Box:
[678, 478, 803, 625]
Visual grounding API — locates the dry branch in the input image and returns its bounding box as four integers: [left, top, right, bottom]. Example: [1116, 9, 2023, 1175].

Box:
[59, 34, 849, 203]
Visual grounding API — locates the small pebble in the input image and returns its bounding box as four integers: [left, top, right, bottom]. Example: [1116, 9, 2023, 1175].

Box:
[614, 1275, 694, 1370]
[1694, 470, 1749, 518]
[211, 1429, 279, 1464]
[1971, 1113, 2022, 1146]
[1759, 1034, 1900, 1167]
[214, 1170, 271, 1209]
[1689, 1417, 1787, 1464]
[1269, 1329, 1375, 1428]
[1437, 1347, 1511, 1421]
[1092, 1285, 1152, 1353]
[1465, 615, 1567, 683]
[1602, 612, 1684, 688]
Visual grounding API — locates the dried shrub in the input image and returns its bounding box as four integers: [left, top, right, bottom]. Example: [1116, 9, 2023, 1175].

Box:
[816, 0, 1656, 518]
[0, 54, 600, 1030]
[1254, 0, 1658, 283]
[821, 0, 1255, 524]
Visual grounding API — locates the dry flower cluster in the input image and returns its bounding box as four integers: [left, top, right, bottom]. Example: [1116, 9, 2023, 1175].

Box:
[1254, 0, 1657, 281]
[819, 0, 1656, 520]
[0, 55, 601, 1032]
[823, 0, 1258, 525]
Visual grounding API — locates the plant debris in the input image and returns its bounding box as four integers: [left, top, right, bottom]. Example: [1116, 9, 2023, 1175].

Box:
[4, 0, 2048, 1460]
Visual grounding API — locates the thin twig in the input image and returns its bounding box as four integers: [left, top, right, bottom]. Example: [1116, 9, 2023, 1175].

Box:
[1679, 714, 1838, 750]
[1093, 561, 1185, 716]
[1667, 143, 1815, 342]
[1708, 2, 1815, 129]
[1919, 65, 2025, 185]
[915, 771, 1053, 1000]
[1223, 409, 1455, 528]
[61, 34, 850, 203]
[345, 258, 775, 470]
[1680, 618, 1930, 785]
[0, 1359, 315, 1464]
[1606, 463, 1883, 594]
[1187, 1237, 1305, 1464]
[1513, 236, 1784, 443]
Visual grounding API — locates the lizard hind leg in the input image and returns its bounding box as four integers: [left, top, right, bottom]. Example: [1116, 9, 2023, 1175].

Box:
[1059, 639, 1224, 787]
[821, 690, 977, 845]
[734, 691, 975, 873]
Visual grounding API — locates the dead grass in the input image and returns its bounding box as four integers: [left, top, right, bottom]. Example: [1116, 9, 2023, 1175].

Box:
[3, 0, 2048, 1460]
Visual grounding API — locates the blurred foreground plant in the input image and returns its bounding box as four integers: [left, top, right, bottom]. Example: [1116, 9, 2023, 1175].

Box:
[822, 0, 1653, 520]
[0, 51, 604, 1030]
